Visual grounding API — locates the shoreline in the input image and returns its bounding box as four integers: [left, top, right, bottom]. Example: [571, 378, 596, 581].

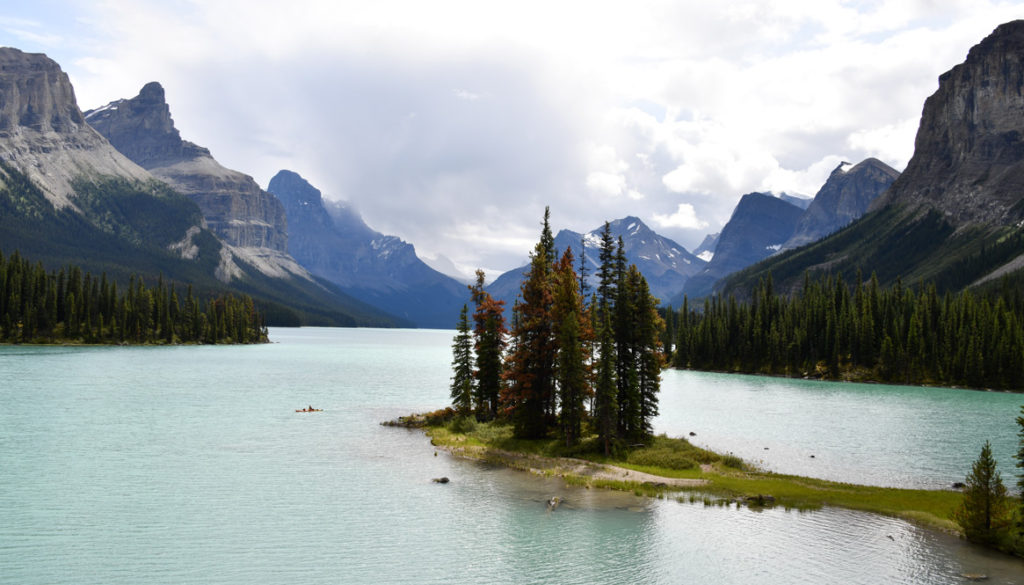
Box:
[672, 366, 1024, 395]
[390, 415, 964, 535]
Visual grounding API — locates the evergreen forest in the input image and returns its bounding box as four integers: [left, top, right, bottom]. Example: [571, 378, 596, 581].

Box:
[671, 272, 1024, 390]
[0, 250, 268, 344]
[451, 210, 665, 452]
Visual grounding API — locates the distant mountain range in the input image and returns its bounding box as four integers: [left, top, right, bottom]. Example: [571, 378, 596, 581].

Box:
[267, 170, 467, 328]
[487, 216, 705, 308]
[4, 20, 1024, 327]
[720, 20, 1024, 298]
[685, 159, 898, 298]
[682, 193, 806, 299]
[0, 48, 400, 327]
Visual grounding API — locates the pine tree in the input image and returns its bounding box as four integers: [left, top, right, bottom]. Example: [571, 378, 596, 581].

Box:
[553, 249, 587, 447]
[469, 270, 506, 420]
[954, 440, 1011, 545]
[633, 270, 663, 439]
[502, 208, 557, 438]
[1016, 405, 1024, 537]
[593, 306, 617, 455]
[450, 305, 475, 415]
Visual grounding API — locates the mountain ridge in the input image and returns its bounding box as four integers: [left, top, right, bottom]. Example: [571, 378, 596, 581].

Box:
[487, 216, 705, 308]
[720, 20, 1024, 299]
[267, 169, 467, 328]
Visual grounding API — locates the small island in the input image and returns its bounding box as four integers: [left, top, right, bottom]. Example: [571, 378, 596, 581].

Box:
[413, 209, 1024, 559]
[387, 409, 962, 533]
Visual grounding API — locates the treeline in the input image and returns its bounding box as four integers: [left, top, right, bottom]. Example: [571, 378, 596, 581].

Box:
[672, 272, 1024, 390]
[451, 209, 665, 452]
[0, 250, 268, 344]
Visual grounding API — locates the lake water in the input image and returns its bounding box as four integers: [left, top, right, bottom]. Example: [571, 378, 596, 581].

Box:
[1, 327, 1022, 584]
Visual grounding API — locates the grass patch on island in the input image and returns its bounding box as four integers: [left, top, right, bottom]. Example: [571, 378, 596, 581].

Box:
[406, 412, 962, 533]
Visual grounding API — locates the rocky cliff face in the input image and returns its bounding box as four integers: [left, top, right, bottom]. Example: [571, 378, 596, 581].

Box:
[683, 193, 804, 297]
[268, 169, 467, 328]
[871, 20, 1024, 226]
[0, 48, 151, 207]
[784, 158, 899, 250]
[85, 83, 289, 252]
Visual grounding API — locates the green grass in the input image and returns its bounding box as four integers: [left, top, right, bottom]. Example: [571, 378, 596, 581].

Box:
[422, 418, 963, 533]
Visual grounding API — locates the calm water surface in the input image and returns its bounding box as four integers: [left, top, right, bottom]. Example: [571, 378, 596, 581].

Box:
[1, 327, 1021, 584]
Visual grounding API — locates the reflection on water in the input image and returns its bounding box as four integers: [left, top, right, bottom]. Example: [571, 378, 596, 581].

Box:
[0, 327, 1021, 585]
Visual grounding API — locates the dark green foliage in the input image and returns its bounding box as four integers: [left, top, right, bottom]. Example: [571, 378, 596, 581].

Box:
[450, 305, 474, 415]
[469, 270, 507, 421]
[675, 271, 1024, 390]
[451, 210, 664, 449]
[498, 209, 663, 445]
[623, 435, 719, 470]
[1017, 405, 1024, 536]
[553, 249, 587, 447]
[503, 208, 558, 439]
[0, 250, 268, 344]
[720, 205, 1024, 303]
[954, 441, 1011, 546]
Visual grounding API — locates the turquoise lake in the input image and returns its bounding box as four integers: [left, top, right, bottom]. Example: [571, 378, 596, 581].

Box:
[1, 327, 1022, 584]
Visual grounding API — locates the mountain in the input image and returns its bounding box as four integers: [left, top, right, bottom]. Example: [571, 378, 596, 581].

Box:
[693, 232, 720, 262]
[0, 48, 399, 327]
[84, 83, 302, 280]
[720, 20, 1024, 298]
[682, 193, 804, 298]
[267, 170, 467, 328]
[487, 216, 705, 308]
[782, 158, 899, 250]
[779, 192, 813, 210]
[0, 48, 152, 206]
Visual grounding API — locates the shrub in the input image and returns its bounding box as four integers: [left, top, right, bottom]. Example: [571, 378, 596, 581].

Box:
[449, 415, 477, 434]
[722, 455, 746, 470]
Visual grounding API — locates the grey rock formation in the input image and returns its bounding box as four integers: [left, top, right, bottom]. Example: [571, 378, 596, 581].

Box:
[0, 48, 151, 207]
[693, 232, 720, 262]
[783, 158, 899, 250]
[268, 170, 467, 328]
[683, 193, 804, 298]
[85, 83, 289, 252]
[778, 193, 813, 210]
[871, 20, 1024, 227]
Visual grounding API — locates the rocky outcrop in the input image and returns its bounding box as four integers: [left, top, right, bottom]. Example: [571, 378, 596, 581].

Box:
[85, 83, 289, 252]
[0, 48, 151, 207]
[783, 158, 899, 250]
[683, 193, 804, 298]
[871, 20, 1024, 227]
[268, 169, 467, 328]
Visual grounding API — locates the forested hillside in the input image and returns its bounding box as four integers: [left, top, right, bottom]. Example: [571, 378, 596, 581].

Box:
[0, 250, 268, 344]
[674, 273, 1024, 390]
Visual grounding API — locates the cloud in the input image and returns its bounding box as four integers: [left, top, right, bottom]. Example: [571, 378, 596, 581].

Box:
[10, 0, 1024, 266]
[652, 203, 708, 230]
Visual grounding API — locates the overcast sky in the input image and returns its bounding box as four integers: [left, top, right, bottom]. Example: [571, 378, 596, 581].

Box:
[4, 1, 1024, 279]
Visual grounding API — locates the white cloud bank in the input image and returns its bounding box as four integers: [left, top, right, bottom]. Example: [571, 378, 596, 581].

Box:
[6, 0, 1024, 273]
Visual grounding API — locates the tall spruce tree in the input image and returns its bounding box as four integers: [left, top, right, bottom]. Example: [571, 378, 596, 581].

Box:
[469, 270, 506, 421]
[954, 440, 1011, 545]
[1017, 405, 1024, 536]
[553, 248, 587, 447]
[594, 306, 618, 455]
[450, 304, 474, 415]
[633, 269, 663, 439]
[502, 208, 557, 438]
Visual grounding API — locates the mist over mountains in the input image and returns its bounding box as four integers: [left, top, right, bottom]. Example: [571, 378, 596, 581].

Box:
[3, 20, 1024, 327]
